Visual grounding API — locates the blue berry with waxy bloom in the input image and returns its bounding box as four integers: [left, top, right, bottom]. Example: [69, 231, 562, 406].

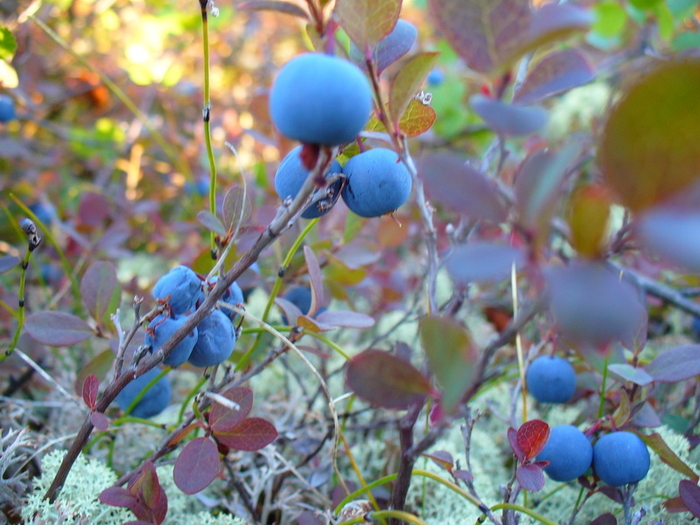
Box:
[593, 431, 650, 486]
[341, 148, 412, 218]
[526, 355, 577, 403]
[187, 309, 236, 367]
[269, 53, 372, 146]
[0, 95, 16, 123]
[145, 314, 198, 367]
[275, 145, 343, 219]
[281, 286, 327, 324]
[153, 265, 202, 316]
[536, 425, 593, 482]
[203, 276, 245, 321]
[115, 367, 171, 419]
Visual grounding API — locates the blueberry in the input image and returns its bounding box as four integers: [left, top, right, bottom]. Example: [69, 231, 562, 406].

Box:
[29, 202, 55, 227]
[427, 68, 445, 87]
[200, 276, 245, 320]
[153, 266, 202, 316]
[525, 355, 576, 403]
[145, 314, 198, 367]
[115, 368, 171, 419]
[187, 309, 236, 367]
[283, 286, 313, 315]
[593, 431, 650, 486]
[185, 177, 210, 197]
[269, 53, 372, 146]
[536, 425, 592, 482]
[274, 145, 343, 218]
[0, 95, 16, 123]
[341, 148, 412, 218]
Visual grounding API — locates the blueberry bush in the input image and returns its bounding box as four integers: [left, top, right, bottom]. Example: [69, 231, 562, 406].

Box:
[3, 1, 700, 524]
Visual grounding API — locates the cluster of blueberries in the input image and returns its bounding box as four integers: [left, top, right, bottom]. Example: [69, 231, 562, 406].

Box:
[115, 265, 318, 419]
[526, 355, 651, 487]
[269, 52, 413, 219]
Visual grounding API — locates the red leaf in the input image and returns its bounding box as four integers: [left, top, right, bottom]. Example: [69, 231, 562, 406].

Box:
[130, 461, 161, 510]
[99, 486, 135, 507]
[90, 411, 109, 431]
[214, 417, 278, 451]
[209, 387, 254, 432]
[82, 373, 99, 410]
[664, 496, 688, 513]
[173, 437, 221, 495]
[679, 480, 700, 519]
[516, 419, 550, 460]
[517, 463, 546, 492]
[25, 311, 93, 346]
[346, 349, 433, 409]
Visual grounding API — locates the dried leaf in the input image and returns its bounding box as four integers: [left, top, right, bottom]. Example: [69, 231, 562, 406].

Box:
[516, 419, 550, 460]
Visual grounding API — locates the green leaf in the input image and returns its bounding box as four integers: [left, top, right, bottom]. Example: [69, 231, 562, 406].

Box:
[592, 1, 627, 38]
[0, 28, 16, 62]
[598, 59, 700, 212]
[419, 316, 477, 413]
[672, 32, 700, 52]
[389, 52, 440, 124]
[334, 0, 402, 52]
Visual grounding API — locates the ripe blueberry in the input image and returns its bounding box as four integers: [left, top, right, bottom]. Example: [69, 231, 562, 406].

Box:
[341, 148, 412, 218]
[525, 355, 576, 403]
[275, 145, 343, 218]
[115, 367, 171, 419]
[593, 431, 650, 486]
[153, 265, 201, 316]
[145, 314, 198, 367]
[536, 425, 592, 482]
[0, 95, 16, 123]
[269, 53, 372, 146]
[188, 309, 236, 367]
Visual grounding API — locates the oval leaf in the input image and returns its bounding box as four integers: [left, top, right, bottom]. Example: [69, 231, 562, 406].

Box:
[82, 373, 99, 409]
[346, 349, 433, 409]
[545, 261, 645, 347]
[90, 411, 109, 431]
[399, 99, 436, 138]
[99, 486, 135, 508]
[334, 0, 402, 51]
[209, 387, 254, 432]
[516, 419, 550, 460]
[222, 185, 252, 233]
[637, 207, 700, 271]
[679, 480, 700, 519]
[173, 437, 221, 494]
[445, 242, 524, 284]
[419, 316, 477, 413]
[470, 95, 548, 137]
[599, 60, 700, 212]
[81, 261, 119, 323]
[516, 463, 546, 492]
[607, 364, 654, 386]
[420, 154, 508, 222]
[646, 345, 700, 383]
[25, 311, 93, 346]
[214, 417, 278, 451]
[74, 349, 114, 396]
[513, 48, 595, 105]
[196, 210, 226, 236]
[389, 52, 440, 124]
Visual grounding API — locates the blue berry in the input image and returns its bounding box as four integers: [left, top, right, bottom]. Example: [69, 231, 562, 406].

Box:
[188, 309, 236, 367]
[593, 431, 650, 486]
[526, 355, 576, 403]
[153, 266, 202, 316]
[427, 69, 445, 86]
[284, 286, 313, 315]
[115, 368, 171, 419]
[269, 53, 372, 146]
[536, 425, 592, 482]
[0, 95, 16, 123]
[341, 148, 412, 218]
[145, 314, 198, 367]
[29, 202, 55, 227]
[275, 146, 343, 219]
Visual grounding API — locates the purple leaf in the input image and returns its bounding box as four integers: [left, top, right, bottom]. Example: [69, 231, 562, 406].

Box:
[454, 469, 474, 483]
[74, 349, 114, 396]
[607, 364, 654, 386]
[637, 207, 700, 271]
[589, 513, 617, 525]
[513, 48, 595, 105]
[173, 437, 221, 494]
[275, 297, 303, 326]
[419, 153, 508, 222]
[527, 3, 593, 50]
[25, 311, 93, 346]
[90, 411, 109, 431]
[545, 261, 645, 347]
[222, 185, 252, 232]
[517, 464, 546, 492]
[80, 261, 120, 324]
[508, 427, 526, 463]
[631, 402, 661, 428]
[82, 373, 99, 409]
[0, 255, 19, 274]
[423, 450, 454, 471]
[346, 349, 433, 409]
[209, 387, 254, 432]
[646, 345, 700, 383]
[375, 19, 418, 74]
[196, 210, 226, 236]
[99, 486, 135, 507]
[315, 310, 375, 328]
[304, 246, 324, 315]
[470, 95, 548, 137]
[419, 316, 478, 413]
[445, 242, 524, 284]
[214, 417, 278, 451]
[679, 480, 700, 519]
[598, 486, 624, 504]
